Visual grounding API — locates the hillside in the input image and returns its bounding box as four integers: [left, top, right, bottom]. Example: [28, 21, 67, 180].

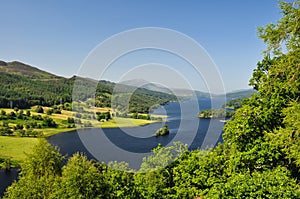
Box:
[220, 89, 257, 99]
[0, 60, 61, 79]
[0, 60, 254, 112]
[0, 61, 177, 113]
[121, 79, 213, 98]
[0, 72, 73, 108]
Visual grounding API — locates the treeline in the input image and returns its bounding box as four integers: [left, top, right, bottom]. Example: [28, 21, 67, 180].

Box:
[221, 98, 243, 109]
[199, 98, 243, 118]
[0, 109, 59, 137]
[198, 109, 234, 118]
[0, 73, 72, 109]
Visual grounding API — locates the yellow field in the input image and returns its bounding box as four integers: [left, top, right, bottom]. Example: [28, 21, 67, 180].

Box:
[100, 117, 154, 128]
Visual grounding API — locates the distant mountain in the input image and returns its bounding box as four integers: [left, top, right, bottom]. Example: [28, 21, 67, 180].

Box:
[217, 89, 257, 99]
[120, 79, 211, 98]
[177, 89, 211, 98]
[0, 60, 61, 79]
[118, 78, 257, 100]
[120, 79, 173, 94]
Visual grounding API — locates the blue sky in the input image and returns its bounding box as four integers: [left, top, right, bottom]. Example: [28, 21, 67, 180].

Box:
[0, 0, 284, 92]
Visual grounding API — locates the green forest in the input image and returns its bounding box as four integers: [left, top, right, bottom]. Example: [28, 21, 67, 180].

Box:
[2, 1, 300, 198]
[0, 68, 176, 114]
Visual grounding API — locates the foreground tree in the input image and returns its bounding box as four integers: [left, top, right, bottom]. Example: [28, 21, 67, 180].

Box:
[4, 139, 63, 199]
[218, 2, 300, 197]
[206, 166, 300, 198]
[50, 153, 108, 199]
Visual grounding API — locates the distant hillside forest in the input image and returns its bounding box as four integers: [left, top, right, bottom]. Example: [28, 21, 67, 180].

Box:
[0, 61, 177, 113]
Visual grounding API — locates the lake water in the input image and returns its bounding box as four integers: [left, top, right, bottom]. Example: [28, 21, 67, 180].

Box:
[48, 97, 226, 170]
[0, 169, 19, 197]
[0, 97, 226, 196]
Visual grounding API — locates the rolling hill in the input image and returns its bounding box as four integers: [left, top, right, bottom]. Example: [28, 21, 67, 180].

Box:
[0, 60, 177, 113]
[121, 79, 211, 98]
[120, 78, 255, 99]
[0, 60, 61, 79]
[218, 89, 257, 99]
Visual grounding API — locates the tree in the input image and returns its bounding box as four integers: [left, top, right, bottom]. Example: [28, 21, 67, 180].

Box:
[223, 0, 300, 175]
[140, 142, 187, 173]
[170, 145, 226, 198]
[206, 167, 300, 198]
[96, 111, 111, 121]
[50, 153, 108, 199]
[13, 123, 23, 130]
[155, 125, 170, 137]
[135, 142, 188, 198]
[35, 106, 44, 113]
[42, 116, 57, 128]
[8, 111, 16, 118]
[67, 117, 75, 124]
[257, 1, 300, 55]
[46, 108, 54, 115]
[270, 102, 300, 173]
[4, 140, 63, 199]
[0, 126, 13, 136]
[1, 110, 6, 116]
[104, 161, 138, 199]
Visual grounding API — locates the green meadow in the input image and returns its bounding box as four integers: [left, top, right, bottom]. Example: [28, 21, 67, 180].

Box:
[0, 136, 39, 164]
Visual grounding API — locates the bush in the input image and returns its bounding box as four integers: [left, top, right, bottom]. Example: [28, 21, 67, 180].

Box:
[42, 117, 57, 128]
[83, 121, 92, 127]
[32, 115, 43, 120]
[1, 110, 6, 116]
[67, 117, 75, 124]
[46, 109, 54, 115]
[0, 127, 13, 135]
[8, 111, 16, 119]
[53, 109, 61, 114]
[96, 112, 111, 121]
[13, 124, 23, 130]
[74, 112, 82, 118]
[35, 106, 44, 113]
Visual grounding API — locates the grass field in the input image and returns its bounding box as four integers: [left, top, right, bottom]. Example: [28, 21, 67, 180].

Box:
[100, 117, 154, 128]
[0, 107, 163, 132]
[38, 128, 76, 137]
[0, 136, 39, 162]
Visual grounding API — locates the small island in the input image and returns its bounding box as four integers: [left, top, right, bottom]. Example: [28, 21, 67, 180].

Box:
[154, 125, 170, 137]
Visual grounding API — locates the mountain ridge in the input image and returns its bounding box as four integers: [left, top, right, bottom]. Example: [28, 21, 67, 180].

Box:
[0, 59, 256, 99]
[0, 60, 177, 112]
[0, 60, 62, 79]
